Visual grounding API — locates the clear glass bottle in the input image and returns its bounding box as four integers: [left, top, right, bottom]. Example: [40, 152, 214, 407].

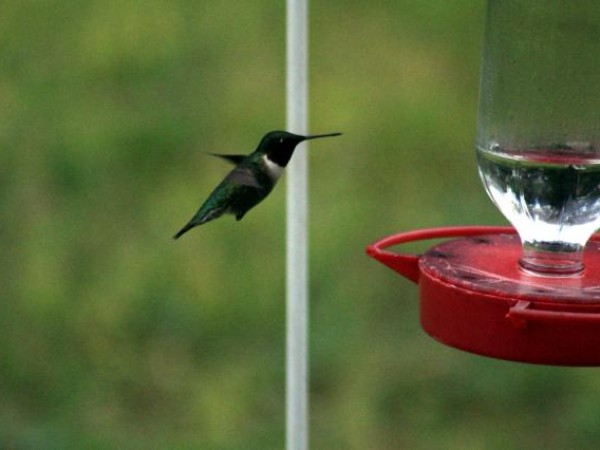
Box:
[476, 0, 600, 276]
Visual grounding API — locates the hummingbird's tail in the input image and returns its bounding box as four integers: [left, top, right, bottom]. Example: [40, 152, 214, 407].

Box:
[173, 222, 196, 240]
[173, 205, 227, 240]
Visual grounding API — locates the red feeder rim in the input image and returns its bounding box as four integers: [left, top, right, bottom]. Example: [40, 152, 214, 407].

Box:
[367, 226, 600, 366]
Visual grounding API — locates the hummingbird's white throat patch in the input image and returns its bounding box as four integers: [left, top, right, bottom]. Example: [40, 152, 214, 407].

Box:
[263, 154, 284, 180]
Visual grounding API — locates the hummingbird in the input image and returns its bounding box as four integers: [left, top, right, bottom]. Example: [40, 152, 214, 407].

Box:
[173, 130, 341, 239]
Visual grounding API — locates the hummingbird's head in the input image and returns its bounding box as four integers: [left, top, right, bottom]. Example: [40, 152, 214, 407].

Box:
[258, 130, 342, 167]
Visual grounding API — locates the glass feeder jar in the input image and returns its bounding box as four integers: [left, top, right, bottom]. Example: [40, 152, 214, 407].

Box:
[476, 0, 600, 276]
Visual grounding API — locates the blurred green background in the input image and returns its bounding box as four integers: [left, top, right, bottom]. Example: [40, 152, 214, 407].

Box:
[2, 1, 600, 449]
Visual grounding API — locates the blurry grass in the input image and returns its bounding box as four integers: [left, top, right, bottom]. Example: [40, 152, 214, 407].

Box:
[1, 1, 599, 449]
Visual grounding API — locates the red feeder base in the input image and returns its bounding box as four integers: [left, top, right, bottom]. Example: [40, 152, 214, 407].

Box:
[367, 226, 600, 366]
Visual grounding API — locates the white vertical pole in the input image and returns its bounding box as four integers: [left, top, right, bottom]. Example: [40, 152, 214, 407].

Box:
[286, 0, 309, 449]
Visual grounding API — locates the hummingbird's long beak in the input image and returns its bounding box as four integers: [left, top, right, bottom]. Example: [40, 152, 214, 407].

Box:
[302, 132, 342, 141]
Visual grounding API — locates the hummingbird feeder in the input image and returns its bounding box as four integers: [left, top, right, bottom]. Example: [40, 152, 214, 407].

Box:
[367, 0, 600, 366]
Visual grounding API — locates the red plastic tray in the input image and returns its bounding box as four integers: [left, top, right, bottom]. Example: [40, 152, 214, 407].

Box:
[367, 226, 600, 366]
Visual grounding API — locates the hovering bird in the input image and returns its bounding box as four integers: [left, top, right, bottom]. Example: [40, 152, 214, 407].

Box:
[173, 130, 341, 239]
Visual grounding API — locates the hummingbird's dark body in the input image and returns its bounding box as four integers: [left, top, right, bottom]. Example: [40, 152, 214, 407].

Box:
[173, 130, 341, 239]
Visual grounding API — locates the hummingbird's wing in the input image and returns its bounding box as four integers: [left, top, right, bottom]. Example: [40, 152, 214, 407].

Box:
[208, 153, 247, 165]
[224, 166, 263, 189]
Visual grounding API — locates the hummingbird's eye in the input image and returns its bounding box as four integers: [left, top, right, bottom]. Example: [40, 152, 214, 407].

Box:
[279, 138, 284, 143]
